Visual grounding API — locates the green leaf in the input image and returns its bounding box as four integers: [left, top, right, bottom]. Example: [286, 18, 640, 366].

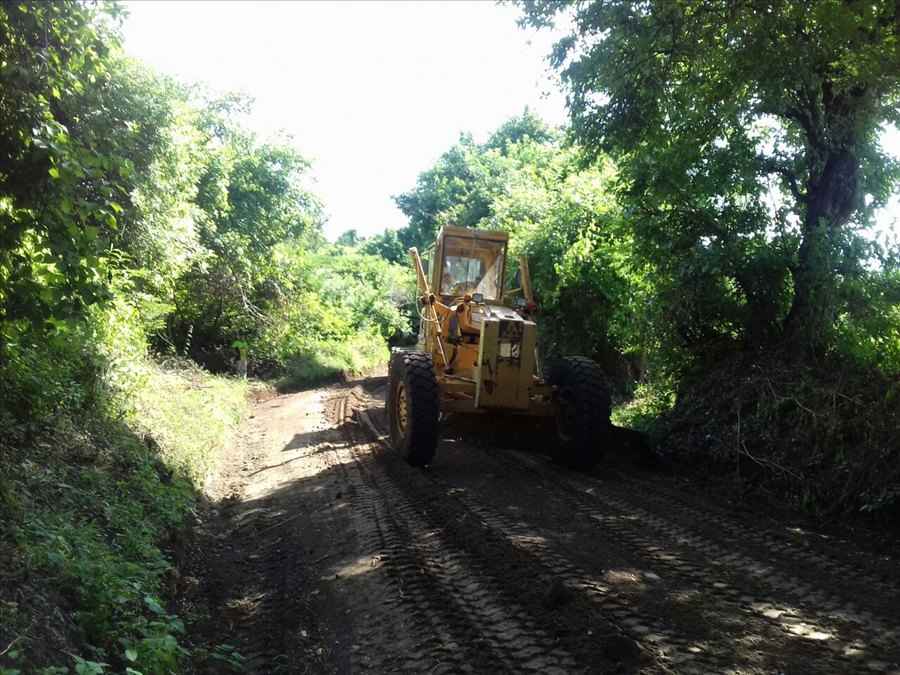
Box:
[144, 596, 164, 614]
[49, 167, 60, 179]
[124, 648, 137, 661]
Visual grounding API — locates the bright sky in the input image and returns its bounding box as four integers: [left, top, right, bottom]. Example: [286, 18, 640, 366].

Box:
[122, 0, 568, 240]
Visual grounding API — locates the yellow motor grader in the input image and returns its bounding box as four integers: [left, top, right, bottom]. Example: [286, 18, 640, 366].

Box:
[387, 226, 612, 469]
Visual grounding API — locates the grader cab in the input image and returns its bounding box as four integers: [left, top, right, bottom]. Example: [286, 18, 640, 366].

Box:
[387, 226, 612, 469]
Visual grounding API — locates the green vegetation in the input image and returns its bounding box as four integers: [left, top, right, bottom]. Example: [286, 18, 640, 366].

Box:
[1, 0, 898, 671]
[1, 306, 248, 673]
[520, 0, 900, 355]
[262, 243, 414, 390]
[367, 1, 899, 519]
[1, 2, 409, 672]
[514, 0, 900, 517]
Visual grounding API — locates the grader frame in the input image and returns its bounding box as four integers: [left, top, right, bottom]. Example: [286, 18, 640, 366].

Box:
[387, 226, 612, 469]
[411, 227, 555, 416]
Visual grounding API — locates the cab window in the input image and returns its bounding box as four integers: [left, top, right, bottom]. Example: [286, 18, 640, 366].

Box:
[439, 235, 506, 300]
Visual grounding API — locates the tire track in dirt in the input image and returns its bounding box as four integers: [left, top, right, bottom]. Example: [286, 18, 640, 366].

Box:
[312, 427, 451, 674]
[326, 393, 493, 674]
[225, 516, 311, 675]
[593, 463, 900, 612]
[210, 471, 302, 674]
[498, 449, 896, 672]
[202, 379, 897, 675]
[352, 397, 694, 671]
[326, 391, 582, 674]
[355, 395, 843, 673]
[501, 449, 900, 666]
[203, 390, 350, 675]
[353, 381, 899, 674]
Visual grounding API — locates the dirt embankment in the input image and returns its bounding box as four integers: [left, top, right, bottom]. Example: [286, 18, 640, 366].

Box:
[183, 376, 900, 674]
[656, 353, 900, 520]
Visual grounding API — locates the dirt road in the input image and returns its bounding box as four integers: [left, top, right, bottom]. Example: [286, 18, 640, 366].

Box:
[192, 377, 900, 674]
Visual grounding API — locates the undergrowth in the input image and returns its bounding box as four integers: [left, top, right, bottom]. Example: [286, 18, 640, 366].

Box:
[277, 332, 388, 392]
[129, 359, 248, 482]
[0, 316, 248, 675]
[656, 351, 900, 523]
[610, 382, 676, 433]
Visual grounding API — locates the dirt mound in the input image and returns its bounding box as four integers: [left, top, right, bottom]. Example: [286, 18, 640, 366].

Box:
[656, 351, 900, 522]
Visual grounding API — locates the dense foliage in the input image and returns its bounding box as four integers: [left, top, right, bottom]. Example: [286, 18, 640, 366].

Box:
[1, 1, 410, 672]
[518, 0, 900, 360]
[509, 0, 900, 516]
[260, 240, 415, 388]
[1, 0, 897, 670]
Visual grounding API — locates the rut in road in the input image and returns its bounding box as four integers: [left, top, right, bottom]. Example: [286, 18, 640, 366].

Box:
[328, 393, 582, 674]
[199, 378, 899, 675]
[348, 379, 899, 674]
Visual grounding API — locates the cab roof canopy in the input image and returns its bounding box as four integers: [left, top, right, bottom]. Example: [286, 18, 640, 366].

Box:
[436, 226, 509, 243]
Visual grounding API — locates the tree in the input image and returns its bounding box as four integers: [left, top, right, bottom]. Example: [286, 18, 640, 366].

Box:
[335, 229, 361, 247]
[388, 112, 646, 379]
[393, 133, 492, 250]
[1, 1, 127, 330]
[485, 105, 554, 152]
[75, 54, 207, 290]
[164, 129, 324, 351]
[393, 110, 564, 253]
[361, 228, 406, 264]
[519, 0, 900, 350]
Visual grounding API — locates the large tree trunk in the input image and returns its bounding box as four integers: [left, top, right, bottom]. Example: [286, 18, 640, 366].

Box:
[784, 147, 859, 348]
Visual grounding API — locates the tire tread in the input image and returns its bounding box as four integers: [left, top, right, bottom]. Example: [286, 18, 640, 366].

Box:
[387, 349, 439, 467]
[548, 356, 612, 470]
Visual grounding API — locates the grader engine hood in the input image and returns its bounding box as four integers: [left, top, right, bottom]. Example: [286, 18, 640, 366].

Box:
[475, 305, 537, 411]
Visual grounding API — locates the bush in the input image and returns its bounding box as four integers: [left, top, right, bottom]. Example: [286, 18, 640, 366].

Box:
[611, 381, 677, 433]
[1, 300, 248, 673]
[655, 351, 900, 522]
[279, 331, 389, 390]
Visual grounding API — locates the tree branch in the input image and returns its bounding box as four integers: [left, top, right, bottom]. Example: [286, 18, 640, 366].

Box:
[761, 161, 808, 205]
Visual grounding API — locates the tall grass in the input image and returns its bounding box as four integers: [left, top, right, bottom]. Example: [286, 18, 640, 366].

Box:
[278, 334, 388, 391]
[131, 359, 248, 481]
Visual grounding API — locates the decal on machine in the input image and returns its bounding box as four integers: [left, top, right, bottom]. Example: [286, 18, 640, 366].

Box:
[499, 320, 523, 340]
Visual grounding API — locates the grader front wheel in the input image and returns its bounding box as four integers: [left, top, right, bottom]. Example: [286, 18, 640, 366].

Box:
[548, 356, 612, 471]
[387, 349, 440, 467]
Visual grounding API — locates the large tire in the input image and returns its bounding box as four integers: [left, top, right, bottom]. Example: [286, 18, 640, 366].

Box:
[548, 356, 612, 470]
[386, 348, 440, 467]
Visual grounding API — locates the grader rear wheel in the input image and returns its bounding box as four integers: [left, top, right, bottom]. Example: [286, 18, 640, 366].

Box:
[387, 348, 440, 467]
[548, 356, 612, 471]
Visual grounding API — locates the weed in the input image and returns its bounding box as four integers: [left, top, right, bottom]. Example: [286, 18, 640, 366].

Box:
[611, 382, 676, 433]
[278, 333, 388, 391]
[128, 358, 248, 480]
[190, 644, 244, 673]
[1, 334, 248, 673]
